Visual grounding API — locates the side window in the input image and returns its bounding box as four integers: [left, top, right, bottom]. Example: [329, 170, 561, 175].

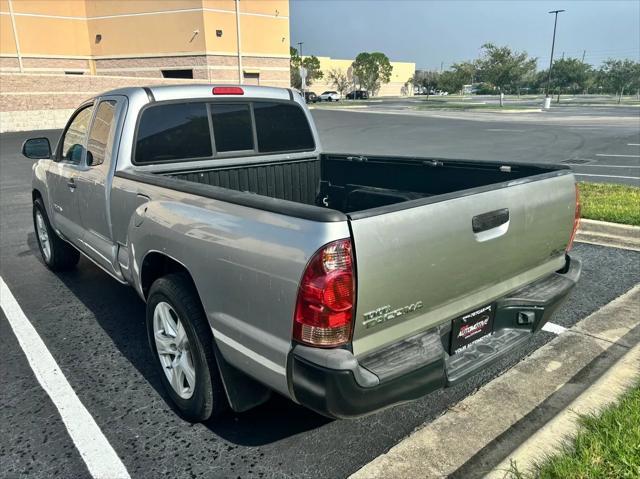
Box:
[253, 102, 315, 153]
[210, 103, 254, 153]
[86, 100, 117, 168]
[135, 102, 211, 164]
[61, 106, 93, 164]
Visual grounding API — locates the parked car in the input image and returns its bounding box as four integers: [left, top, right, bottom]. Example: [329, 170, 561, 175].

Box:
[346, 90, 369, 100]
[318, 90, 340, 102]
[303, 91, 318, 103]
[24, 84, 581, 422]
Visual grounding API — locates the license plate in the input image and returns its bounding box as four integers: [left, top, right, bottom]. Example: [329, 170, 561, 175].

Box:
[450, 304, 495, 354]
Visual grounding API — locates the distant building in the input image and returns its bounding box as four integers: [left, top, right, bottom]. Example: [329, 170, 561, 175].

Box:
[0, 0, 290, 86]
[305, 56, 416, 97]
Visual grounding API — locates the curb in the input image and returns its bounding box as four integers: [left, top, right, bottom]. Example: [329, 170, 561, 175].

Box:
[488, 343, 640, 478]
[576, 219, 640, 251]
[349, 285, 640, 479]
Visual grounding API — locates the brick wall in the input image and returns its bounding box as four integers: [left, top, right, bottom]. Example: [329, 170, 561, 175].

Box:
[0, 73, 208, 132]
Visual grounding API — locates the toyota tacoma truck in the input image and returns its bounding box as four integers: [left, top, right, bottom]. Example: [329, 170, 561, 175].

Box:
[23, 85, 581, 422]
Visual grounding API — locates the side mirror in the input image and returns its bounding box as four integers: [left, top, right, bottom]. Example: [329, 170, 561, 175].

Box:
[22, 137, 51, 159]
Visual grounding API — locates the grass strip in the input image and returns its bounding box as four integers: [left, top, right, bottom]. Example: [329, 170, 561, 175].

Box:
[579, 182, 640, 226]
[508, 383, 640, 478]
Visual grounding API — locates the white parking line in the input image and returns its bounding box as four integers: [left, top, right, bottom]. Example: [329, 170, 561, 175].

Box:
[575, 173, 640, 180]
[595, 153, 640, 158]
[0, 277, 130, 479]
[573, 164, 640, 168]
[542, 322, 568, 335]
[485, 129, 526, 132]
[628, 143, 640, 146]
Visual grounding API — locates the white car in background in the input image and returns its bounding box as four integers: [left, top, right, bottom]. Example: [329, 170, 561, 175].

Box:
[318, 90, 340, 102]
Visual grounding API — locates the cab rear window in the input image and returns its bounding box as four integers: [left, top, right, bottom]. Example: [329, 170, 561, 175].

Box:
[135, 103, 212, 164]
[134, 100, 314, 164]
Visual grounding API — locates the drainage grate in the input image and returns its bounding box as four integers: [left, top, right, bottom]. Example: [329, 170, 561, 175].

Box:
[561, 159, 592, 165]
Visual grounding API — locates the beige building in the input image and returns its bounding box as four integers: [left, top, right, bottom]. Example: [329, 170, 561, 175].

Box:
[0, 0, 290, 86]
[306, 56, 416, 97]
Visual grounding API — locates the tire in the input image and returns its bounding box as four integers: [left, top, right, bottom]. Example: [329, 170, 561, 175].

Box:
[33, 198, 80, 271]
[146, 273, 227, 422]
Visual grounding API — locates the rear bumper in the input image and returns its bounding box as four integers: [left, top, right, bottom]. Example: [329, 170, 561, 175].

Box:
[288, 255, 581, 419]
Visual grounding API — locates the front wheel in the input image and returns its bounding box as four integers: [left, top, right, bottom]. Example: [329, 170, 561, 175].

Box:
[33, 198, 80, 271]
[146, 273, 227, 422]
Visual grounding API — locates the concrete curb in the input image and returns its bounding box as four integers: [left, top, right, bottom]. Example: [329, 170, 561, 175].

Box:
[349, 285, 640, 479]
[488, 343, 640, 478]
[576, 219, 640, 251]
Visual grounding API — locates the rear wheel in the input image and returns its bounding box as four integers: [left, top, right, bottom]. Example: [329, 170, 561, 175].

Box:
[33, 198, 80, 271]
[146, 273, 227, 422]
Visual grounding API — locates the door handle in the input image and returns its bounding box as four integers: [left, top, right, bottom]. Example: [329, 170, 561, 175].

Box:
[472, 208, 509, 233]
[67, 178, 77, 190]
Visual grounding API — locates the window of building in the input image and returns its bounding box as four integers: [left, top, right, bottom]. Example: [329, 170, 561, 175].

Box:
[64, 71, 84, 75]
[210, 104, 254, 153]
[243, 72, 260, 85]
[161, 69, 194, 79]
[61, 105, 94, 164]
[135, 102, 211, 164]
[253, 102, 315, 153]
[87, 100, 117, 167]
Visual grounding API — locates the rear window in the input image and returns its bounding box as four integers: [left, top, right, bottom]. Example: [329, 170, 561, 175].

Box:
[254, 102, 315, 153]
[135, 103, 212, 163]
[210, 103, 254, 152]
[134, 100, 314, 164]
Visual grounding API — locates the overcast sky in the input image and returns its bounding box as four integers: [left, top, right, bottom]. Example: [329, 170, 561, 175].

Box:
[289, 0, 640, 70]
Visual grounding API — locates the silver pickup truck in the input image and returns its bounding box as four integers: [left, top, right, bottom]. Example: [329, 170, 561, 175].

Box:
[23, 84, 581, 422]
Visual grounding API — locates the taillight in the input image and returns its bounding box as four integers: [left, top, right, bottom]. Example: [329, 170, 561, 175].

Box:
[567, 184, 581, 251]
[212, 86, 244, 95]
[293, 239, 355, 347]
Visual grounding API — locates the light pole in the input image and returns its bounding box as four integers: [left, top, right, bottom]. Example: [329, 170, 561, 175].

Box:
[544, 9, 565, 109]
[297, 41, 305, 95]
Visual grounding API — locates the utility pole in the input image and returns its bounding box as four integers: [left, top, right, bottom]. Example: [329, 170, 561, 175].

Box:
[440, 61, 444, 72]
[581, 50, 586, 62]
[544, 9, 565, 109]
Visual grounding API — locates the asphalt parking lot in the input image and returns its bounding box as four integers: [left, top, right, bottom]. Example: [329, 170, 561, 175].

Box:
[311, 103, 640, 186]
[1, 113, 639, 478]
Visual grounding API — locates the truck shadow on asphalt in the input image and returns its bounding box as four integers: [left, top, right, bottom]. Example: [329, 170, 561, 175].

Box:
[26, 234, 331, 446]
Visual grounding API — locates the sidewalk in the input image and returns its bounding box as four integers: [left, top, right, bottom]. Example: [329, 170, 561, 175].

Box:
[350, 285, 640, 479]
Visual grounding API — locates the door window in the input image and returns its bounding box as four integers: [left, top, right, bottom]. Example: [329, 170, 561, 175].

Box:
[86, 100, 117, 167]
[60, 105, 93, 164]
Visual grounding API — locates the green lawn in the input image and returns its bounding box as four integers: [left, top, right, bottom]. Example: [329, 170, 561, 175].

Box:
[509, 383, 640, 479]
[579, 182, 640, 226]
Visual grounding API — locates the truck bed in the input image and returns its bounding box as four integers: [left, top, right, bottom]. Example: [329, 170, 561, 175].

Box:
[161, 154, 565, 216]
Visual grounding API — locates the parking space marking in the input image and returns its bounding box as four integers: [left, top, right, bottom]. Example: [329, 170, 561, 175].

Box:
[542, 322, 567, 335]
[573, 164, 640, 168]
[627, 143, 640, 146]
[0, 277, 131, 479]
[485, 129, 526, 132]
[595, 153, 640, 158]
[574, 173, 640, 180]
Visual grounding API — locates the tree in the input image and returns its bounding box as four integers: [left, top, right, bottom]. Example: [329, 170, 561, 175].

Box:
[599, 59, 640, 103]
[438, 63, 474, 94]
[545, 58, 592, 102]
[476, 43, 536, 106]
[351, 52, 393, 96]
[326, 68, 351, 97]
[289, 46, 323, 89]
[410, 70, 440, 99]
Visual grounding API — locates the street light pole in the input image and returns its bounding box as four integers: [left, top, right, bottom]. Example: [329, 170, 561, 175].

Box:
[544, 9, 565, 108]
[297, 41, 304, 95]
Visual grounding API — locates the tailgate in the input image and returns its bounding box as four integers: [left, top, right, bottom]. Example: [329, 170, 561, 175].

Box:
[350, 172, 576, 357]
